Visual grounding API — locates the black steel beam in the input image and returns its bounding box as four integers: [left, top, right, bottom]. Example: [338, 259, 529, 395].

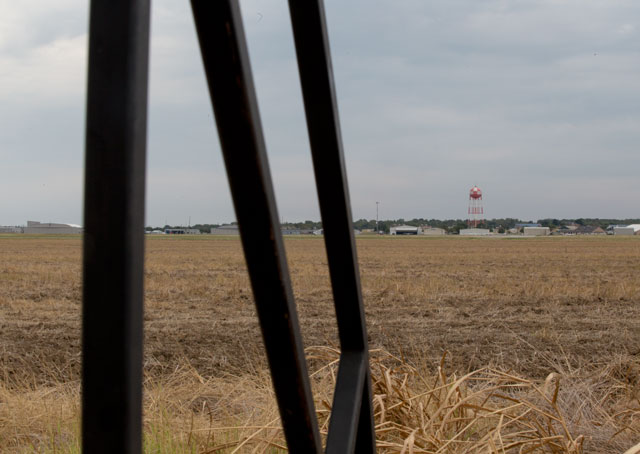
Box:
[287, 0, 367, 358]
[189, 1, 322, 452]
[287, 1, 377, 452]
[82, 1, 150, 453]
[325, 351, 366, 453]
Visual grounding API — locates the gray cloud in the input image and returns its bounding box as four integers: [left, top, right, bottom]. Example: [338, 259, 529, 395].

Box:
[1, 0, 638, 226]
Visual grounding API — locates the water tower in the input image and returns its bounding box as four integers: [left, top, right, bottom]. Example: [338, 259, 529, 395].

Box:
[467, 186, 484, 228]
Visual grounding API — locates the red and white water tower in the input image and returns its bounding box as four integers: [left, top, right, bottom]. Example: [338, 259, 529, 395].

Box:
[467, 186, 484, 228]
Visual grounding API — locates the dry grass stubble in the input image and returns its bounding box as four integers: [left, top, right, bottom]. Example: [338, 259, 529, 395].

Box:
[2, 347, 639, 452]
[1, 235, 640, 452]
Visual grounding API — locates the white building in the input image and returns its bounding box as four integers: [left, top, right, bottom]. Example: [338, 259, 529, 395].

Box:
[0, 226, 22, 233]
[421, 227, 446, 236]
[459, 228, 491, 236]
[614, 227, 635, 236]
[523, 226, 550, 236]
[390, 225, 421, 235]
[164, 228, 200, 234]
[627, 224, 640, 234]
[210, 225, 240, 235]
[23, 221, 82, 234]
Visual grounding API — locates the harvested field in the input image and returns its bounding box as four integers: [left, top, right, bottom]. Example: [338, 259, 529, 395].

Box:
[1, 235, 639, 452]
[2, 235, 639, 380]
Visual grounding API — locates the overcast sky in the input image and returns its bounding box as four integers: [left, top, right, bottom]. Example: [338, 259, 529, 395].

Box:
[1, 0, 638, 226]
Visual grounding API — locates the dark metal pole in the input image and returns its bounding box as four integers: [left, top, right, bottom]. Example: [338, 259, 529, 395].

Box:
[189, 1, 322, 452]
[82, 1, 150, 452]
[287, 1, 377, 452]
[325, 351, 367, 452]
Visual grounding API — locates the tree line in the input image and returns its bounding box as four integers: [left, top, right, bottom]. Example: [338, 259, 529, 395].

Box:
[147, 218, 640, 234]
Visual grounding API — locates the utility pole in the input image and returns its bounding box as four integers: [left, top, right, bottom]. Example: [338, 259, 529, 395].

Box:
[376, 201, 379, 234]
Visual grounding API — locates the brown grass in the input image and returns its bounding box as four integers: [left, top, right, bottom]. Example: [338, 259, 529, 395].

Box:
[1, 235, 640, 452]
[313, 347, 640, 453]
[2, 347, 638, 452]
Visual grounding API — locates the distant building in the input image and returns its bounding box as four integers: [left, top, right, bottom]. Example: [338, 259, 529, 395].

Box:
[421, 227, 446, 236]
[24, 221, 82, 234]
[555, 225, 574, 234]
[583, 226, 606, 235]
[0, 226, 23, 233]
[210, 225, 240, 235]
[459, 228, 491, 236]
[210, 225, 318, 235]
[558, 225, 606, 235]
[390, 225, 421, 235]
[606, 225, 626, 234]
[523, 226, 550, 236]
[515, 223, 541, 229]
[164, 228, 200, 234]
[613, 227, 635, 236]
[627, 224, 640, 234]
[280, 228, 317, 235]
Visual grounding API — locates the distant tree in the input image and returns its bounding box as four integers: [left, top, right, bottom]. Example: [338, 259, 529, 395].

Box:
[147, 216, 640, 235]
[378, 221, 391, 233]
[353, 219, 377, 231]
[538, 219, 555, 228]
[451, 222, 467, 234]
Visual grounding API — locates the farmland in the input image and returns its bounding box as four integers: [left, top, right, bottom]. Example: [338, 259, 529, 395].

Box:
[1, 235, 639, 452]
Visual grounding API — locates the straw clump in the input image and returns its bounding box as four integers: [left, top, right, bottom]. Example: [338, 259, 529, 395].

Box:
[308, 347, 640, 453]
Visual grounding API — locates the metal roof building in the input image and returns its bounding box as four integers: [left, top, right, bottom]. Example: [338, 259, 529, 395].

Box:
[523, 226, 550, 236]
[0, 226, 23, 233]
[613, 227, 635, 235]
[390, 225, 421, 235]
[459, 228, 491, 236]
[23, 221, 82, 234]
[164, 228, 201, 234]
[421, 227, 446, 236]
[210, 225, 240, 235]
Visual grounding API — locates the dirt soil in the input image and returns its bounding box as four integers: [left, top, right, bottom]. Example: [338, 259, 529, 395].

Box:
[2, 235, 640, 383]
